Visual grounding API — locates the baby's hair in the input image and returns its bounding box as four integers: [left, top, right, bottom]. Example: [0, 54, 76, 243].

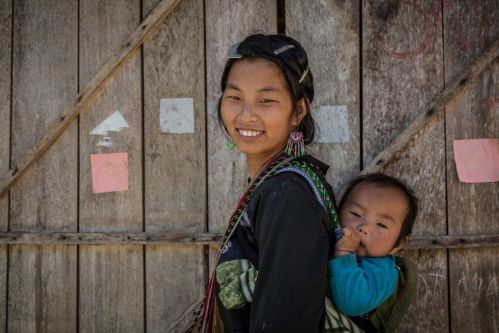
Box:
[339, 173, 418, 248]
[217, 34, 316, 144]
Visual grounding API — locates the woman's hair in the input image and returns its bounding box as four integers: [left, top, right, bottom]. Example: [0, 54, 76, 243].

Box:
[338, 173, 419, 248]
[217, 34, 316, 144]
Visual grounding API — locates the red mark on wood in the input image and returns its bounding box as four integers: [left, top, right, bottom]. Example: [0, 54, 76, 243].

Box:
[480, 98, 499, 106]
[381, 0, 485, 59]
[381, 0, 440, 59]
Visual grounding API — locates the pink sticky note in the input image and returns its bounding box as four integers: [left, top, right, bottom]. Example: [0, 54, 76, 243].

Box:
[453, 139, 499, 183]
[91, 153, 128, 193]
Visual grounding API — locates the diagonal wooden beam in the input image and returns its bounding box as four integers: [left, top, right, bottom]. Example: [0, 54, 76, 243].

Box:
[0, 0, 184, 198]
[361, 38, 498, 176]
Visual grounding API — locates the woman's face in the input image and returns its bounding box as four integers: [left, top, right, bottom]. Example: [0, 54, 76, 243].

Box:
[221, 59, 301, 162]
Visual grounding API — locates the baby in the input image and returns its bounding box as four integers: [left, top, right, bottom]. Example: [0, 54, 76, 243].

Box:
[328, 173, 418, 319]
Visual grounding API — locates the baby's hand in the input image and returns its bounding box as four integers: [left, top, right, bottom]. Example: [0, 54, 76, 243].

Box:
[334, 227, 360, 257]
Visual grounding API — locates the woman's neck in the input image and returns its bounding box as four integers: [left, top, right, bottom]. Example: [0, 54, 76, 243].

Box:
[246, 147, 287, 180]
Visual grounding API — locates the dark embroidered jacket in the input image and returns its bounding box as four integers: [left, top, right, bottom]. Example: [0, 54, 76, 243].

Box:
[216, 155, 337, 333]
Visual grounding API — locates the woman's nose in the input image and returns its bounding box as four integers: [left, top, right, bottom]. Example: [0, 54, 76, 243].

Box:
[238, 103, 258, 121]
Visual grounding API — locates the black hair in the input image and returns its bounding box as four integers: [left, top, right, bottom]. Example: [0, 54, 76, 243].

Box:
[217, 34, 315, 144]
[338, 173, 418, 248]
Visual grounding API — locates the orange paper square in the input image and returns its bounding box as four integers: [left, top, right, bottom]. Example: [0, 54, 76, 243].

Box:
[91, 153, 128, 193]
[453, 139, 499, 183]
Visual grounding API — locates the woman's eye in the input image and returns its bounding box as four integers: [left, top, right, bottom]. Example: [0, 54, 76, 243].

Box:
[350, 211, 361, 217]
[259, 99, 275, 104]
[376, 223, 388, 229]
[226, 95, 240, 101]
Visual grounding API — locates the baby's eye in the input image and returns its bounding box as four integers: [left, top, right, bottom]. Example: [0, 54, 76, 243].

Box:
[376, 222, 388, 229]
[226, 95, 240, 101]
[350, 211, 361, 217]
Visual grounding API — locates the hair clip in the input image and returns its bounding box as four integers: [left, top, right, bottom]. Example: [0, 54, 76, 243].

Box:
[228, 42, 242, 59]
[274, 44, 295, 55]
[298, 66, 309, 83]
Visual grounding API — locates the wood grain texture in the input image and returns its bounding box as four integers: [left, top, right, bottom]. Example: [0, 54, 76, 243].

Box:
[444, 1, 499, 331]
[78, 1, 144, 331]
[206, 0, 278, 233]
[362, 1, 447, 331]
[0, 1, 11, 327]
[143, 0, 205, 232]
[9, 0, 78, 331]
[79, 245, 144, 333]
[449, 248, 499, 333]
[79, 0, 142, 232]
[360, 39, 498, 180]
[444, 1, 498, 237]
[398, 250, 449, 333]
[0, 0, 11, 231]
[286, 0, 361, 192]
[146, 245, 204, 332]
[363, 0, 446, 235]
[1, 231, 498, 248]
[8, 245, 76, 332]
[142, 0, 205, 329]
[0, 0, 184, 199]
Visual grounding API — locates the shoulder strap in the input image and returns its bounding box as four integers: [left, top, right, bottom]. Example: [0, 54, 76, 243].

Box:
[368, 256, 418, 333]
[276, 161, 343, 238]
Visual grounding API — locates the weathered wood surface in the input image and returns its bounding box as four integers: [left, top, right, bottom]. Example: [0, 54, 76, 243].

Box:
[166, 297, 203, 333]
[143, 0, 205, 329]
[78, 0, 144, 331]
[206, 0, 278, 234]
[444, 1, 499, 331]
[449, 248, 499, 333]
[362, 1, 447, 331]
[9, 245, 77, 332]
[0, 232, 498, 249]
[400, 249, 449, 333]
[79, 245, 143, 332]
[0, 0, 12, 327]
[360, 37, 498, 178]
[286, 0, 360, 193]
[0, 0, 184, 199]
[9, 0, 78, 331]
[0, 0, 11, 230]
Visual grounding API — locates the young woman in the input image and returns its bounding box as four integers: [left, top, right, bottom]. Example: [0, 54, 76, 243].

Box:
[196, 34, 338, 333]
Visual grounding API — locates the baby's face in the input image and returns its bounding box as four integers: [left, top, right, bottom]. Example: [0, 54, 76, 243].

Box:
[339, 183, 408, 257]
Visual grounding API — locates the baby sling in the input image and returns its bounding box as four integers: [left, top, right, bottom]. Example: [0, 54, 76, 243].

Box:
[189, 155, 417, 333]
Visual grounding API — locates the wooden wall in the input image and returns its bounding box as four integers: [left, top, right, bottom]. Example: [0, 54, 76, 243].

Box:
[0, 0, 497, 332]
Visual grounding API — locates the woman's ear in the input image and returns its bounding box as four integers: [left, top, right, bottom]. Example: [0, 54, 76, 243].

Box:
[292, 98, 308, 126]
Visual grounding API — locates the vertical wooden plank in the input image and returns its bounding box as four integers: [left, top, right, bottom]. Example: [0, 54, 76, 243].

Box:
[9, 245, 76, 332]
[206, 0, 277, 234]
[0, 0, 12, 327]
[362, 1, 448, 332]
[79, 245, 143, 332]
[9, 0, 78, 331]
[0, 0, 11, 229]
[444, 1, 499, 331]
[79, 0, 143, 331]
[142, 0, 205, 329]
[286, 0, 360, 192]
